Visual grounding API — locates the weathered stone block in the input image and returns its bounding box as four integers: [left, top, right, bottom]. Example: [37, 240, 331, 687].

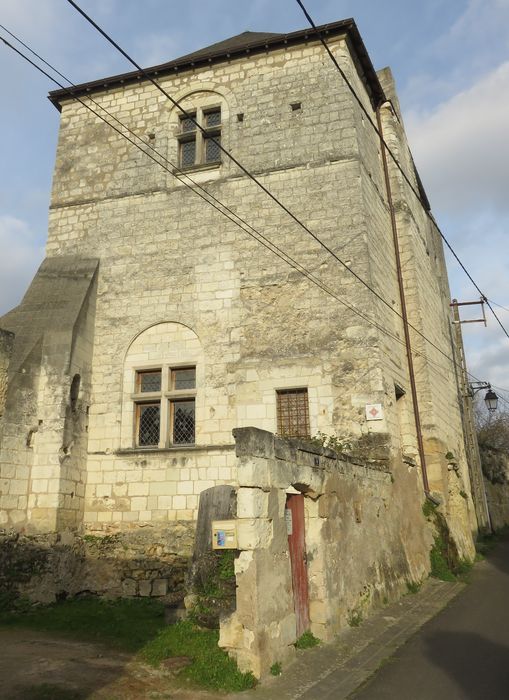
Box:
[151, 578, 168, 597]
[237, 487, 269, 518]
[236, 518, 273, 550]
[279, 612, 297, 646]
[121, 578, 137, 596]
[138, 580, 152, 597]
[237, 457, 271, 489]
[218, 612, 244, 648]
[309, 599, 329, 625]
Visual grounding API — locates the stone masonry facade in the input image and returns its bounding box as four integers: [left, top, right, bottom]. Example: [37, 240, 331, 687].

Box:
[0, 19, 483, 676]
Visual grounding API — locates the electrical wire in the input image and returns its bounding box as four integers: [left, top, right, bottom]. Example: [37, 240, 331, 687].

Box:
[61, 0, 499, 391]
[0, 27, 499, 399]
[0, 30, 421, 359]
[489, 300, 509, 314]
[294, 0, 509, 343]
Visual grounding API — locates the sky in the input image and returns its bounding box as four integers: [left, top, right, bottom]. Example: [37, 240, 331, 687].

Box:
[0, 0, 508, 405]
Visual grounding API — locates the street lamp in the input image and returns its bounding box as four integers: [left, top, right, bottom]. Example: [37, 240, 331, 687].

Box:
[468, 381, 499, 412]
[484, 388, 498, 412]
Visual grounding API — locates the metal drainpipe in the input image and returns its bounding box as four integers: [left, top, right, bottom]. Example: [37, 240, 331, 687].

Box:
[375, 102, 430, 495]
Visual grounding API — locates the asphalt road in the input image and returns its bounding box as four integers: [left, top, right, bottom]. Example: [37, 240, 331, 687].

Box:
[351, 537, 509, 699]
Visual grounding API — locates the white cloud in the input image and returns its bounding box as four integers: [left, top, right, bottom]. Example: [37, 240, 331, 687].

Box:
[445, 0, 509, 50]
[0, 216, 44, 316]
[467, 328, 509, 390]
[406, 61, 509, 215]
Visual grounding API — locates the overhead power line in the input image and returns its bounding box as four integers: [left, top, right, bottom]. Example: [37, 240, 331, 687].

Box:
[0, 25, 498, 395]
[61, 0, 489, 386]
[489, 300, 509, 314]
[0, 30, 421, 360]
[295, 0, 509, 343]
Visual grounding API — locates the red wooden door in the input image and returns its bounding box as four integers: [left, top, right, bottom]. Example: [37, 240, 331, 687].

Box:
[286, 494, 310, 637]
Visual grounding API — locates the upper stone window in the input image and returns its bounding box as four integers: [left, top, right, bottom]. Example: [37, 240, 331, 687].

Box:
[177, 107, 221, 169]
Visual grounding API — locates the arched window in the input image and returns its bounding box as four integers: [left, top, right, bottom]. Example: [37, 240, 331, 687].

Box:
[121, 322, 204, 449]
[134, 366, 196, 447]
[170, 89, 229, 171]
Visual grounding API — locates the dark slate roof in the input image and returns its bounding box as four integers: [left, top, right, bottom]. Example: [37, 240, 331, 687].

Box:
[49, 19, 385, 108]
[175, 31, 282, 62]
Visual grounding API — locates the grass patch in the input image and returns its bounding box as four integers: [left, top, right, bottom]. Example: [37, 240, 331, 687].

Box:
[347, 609, 363, 627]
[270, 662, 282, 676]
[430, 535, 456, 582]
[294, 630, 320, 649]
[142, 620, 256, 691]
[0, 597, 255, 692]
[422, 499, 437, 519]
[0, 596, 167, 652]
[429, 536, 473, 582]
[406, 580, 422, 594]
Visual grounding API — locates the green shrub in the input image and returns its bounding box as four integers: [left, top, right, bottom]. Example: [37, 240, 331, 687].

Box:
[406, 580, 421, 594]
[294, 630, 320, 649]
[347, 609, 363, 627]
[422, 499, 437, 519]
[430, 535, 456, 582]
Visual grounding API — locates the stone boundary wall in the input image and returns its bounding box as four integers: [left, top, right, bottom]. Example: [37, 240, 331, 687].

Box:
[220, 427, 431, 677]
[0, 522, 194, 606]
[482, 447, 509, 530]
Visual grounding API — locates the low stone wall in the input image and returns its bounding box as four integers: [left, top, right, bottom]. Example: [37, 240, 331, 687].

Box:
[219, 428, 431, 677]
[0, 522, 195, 605]
[480, 446, 509, 531]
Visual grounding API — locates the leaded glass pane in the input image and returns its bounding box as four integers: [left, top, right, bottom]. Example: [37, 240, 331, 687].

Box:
[205, 135, 221, 163]
[181, 140, 196, 166]
[172, 400, 195, 444]
[172, 367, 196, 391]
[138, 370, 161, 393]
[205, 109, 221, 127]
[138, 403, 160, 446]
[180, 115, 196, 132]
[277, 389, 310, 438]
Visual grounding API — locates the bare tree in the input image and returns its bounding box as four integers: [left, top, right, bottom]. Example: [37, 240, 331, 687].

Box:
[475, 398, 509, 484]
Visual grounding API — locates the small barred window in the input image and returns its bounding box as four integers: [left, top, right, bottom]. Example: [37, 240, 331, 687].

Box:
[276, 388, 310, 438]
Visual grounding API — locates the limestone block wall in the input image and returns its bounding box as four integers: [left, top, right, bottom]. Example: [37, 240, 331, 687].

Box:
[343, 62, 477, 553]
[373, 97, 476, 553]
[0, 329, 13, 426]
[0, 257, 98, 532]
[85, 448, 237, 530]
[42, 35, 408, 531]
[220, 428, 430, 677]
[0, 27, 476, 550]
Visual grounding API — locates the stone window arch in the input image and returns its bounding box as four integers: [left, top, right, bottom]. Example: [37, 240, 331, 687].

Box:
[120, 322, 204, 449]
[169, 89, 231, 171]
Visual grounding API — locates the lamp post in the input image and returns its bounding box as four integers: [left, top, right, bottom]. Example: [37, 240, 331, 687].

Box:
[468, 382, 499, 412]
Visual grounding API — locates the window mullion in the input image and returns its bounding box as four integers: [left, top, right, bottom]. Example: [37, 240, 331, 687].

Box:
[159, 364, 169, 447]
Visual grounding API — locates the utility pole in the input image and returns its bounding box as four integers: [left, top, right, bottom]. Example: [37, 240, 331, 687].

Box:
[451, 300, 491, 533]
